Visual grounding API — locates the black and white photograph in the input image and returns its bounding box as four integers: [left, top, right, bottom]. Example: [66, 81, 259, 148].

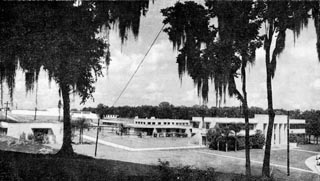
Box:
[0, 0, 320, 180]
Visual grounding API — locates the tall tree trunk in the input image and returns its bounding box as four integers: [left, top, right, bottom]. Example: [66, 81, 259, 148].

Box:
[81, 127, 83, 144]
[57, 82, 74, 156]
[235, 138, 237, 152]
[226, 141, 228, 152]
[79, 126, 82, 144]
[34, 81, 38, 121]
[241, 59, 251, 177]
[262, 26, 276, 177]
[313, 2, 320, 61]
[1, 81, 3, 108]
[309, 135, 311, 143]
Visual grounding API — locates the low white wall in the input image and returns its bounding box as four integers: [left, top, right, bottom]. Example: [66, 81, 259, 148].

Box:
[4, 122, 63, 144]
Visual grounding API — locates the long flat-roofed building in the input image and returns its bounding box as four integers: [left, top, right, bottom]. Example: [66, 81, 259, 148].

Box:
[192, 114, 305, 146]
[0, 111, 63, 144]
[126, 117, 192, 137]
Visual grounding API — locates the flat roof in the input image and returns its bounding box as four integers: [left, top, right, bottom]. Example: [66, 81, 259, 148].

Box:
[126, 123, 191, 129]
[101, 120, 124, 124]
[134, 118, 190, 122]
[192, 114, 305, 124]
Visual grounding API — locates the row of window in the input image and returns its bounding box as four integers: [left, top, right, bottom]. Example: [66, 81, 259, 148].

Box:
[135, 121, 189, 126]
[264, 123, 305, 130]
[290, 124, 305, 129]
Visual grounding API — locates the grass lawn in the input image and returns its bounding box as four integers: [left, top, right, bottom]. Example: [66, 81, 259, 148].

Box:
[83, 129, 193, 148]
[0, 144, 252, 181]
[296, 144, 320, 152]
[1, 134, 318, 180]
[208, 148, 315, 170]
[189, 149, 318, 181]
[0, 135, 252, 181]
[78, 130, 320, 180]
[82, 130, 314, 170]
[0, 150, 160, 181]
[72, 141, 319, 181]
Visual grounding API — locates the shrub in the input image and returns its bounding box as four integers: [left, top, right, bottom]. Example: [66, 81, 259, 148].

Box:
[237, 137, 245, 150]
[43, 135, 49, 144]
[251, 132, 265, 149]
[19, 132, 26, 142]
[157, 159, 216, 181]
[27, 133, 34, 141]
[296, 135, 307, 144]
[289, 134, 297, 142]
[290, 134, 307, 144]
[7, 139, 16, 146]
[207, 127, 222, 150]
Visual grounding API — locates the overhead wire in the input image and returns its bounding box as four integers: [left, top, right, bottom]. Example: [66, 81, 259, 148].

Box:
[111, 23, 166, 107]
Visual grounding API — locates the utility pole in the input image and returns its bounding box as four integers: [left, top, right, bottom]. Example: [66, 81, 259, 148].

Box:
[0, 83, 3, 109]
[4, 101, 9, 121]
[94, 119, 100, 157]
[34, 107, 37, 121]
[287, 111, 290, 176]
[34, 82, 38, 121]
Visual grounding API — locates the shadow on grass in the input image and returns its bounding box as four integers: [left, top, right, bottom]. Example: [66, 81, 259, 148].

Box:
[73, 141, 94, 145]
[0, 150, 159, 180]
[0, 150, 281, 181]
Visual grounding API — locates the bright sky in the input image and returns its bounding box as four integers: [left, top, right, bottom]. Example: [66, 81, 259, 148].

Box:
[7, 1, 320, 111]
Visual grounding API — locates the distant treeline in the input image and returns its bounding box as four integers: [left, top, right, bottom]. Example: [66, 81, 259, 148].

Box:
[83, 103, 320, 140]
[82, 102, 309, 120]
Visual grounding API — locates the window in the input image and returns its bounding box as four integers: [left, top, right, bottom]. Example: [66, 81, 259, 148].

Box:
[205, 122, 210, 129]
[0, 128, 7, 136]
[32, 128, 53, 144]
[148, 122, 151, 125]
[290, 124, 305, 129]
[158, 122, 161, 125]
[152, 122, 155, 125]
[193, 122, 200, 128]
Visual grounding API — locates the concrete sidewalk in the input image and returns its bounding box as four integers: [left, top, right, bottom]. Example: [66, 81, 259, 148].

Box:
[294, 148, 320, 175]
[305, 155, 320, 174]
[83, 135, 205, 151]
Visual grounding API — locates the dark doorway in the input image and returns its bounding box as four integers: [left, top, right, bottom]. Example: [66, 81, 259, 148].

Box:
[202, 136, 207, 145]
[0, 128, 7, 136]
[32, 128, 53, 144]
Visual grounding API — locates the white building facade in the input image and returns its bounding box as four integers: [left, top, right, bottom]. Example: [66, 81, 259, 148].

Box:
[0, 121, 63, 144]
[192, 114, 305, 146]
[126, 118, 192, 137]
